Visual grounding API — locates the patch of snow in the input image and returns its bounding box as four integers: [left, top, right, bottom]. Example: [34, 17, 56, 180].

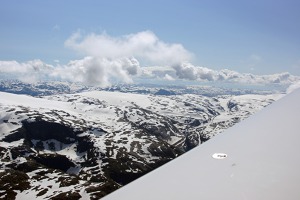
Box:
[0, 139, 24, 148]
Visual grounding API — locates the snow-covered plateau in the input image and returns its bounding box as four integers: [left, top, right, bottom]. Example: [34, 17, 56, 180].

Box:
[0, 82, 285, 199]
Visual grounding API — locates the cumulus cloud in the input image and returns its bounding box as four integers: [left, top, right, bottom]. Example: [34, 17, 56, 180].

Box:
[137, 62, 300, 87]
[65, 30, 193, 66]
[0, 60, 53, 74]
[173, 62, 300, 85]
[0, 57, 140, 86]
[0, 30, 191, 86]
[52, 57, 140, 86]
[0, 59, 54, 82]
[41, 30, 190, 86]
[140, 66, 176, 79]
[173, 63, 216, 81]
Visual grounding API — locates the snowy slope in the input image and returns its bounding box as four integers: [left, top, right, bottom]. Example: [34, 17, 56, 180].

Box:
[0, 90, 283, 199]
[102, 88, 300, 200]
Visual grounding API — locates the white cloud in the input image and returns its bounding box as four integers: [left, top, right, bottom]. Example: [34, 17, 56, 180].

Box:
[173, 63, 219, 81]
[65, 30, 193, 66]
[52, 57, 140, 86]
[0, 59, 54, 82]
[172, 62, 300, 85]
[0, 59, 53, 74]
[140, 66, 176, 79]
[0, 57, 140, 86]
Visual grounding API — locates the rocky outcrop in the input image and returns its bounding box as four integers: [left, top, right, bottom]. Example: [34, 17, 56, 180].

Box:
[22, 120, 76, 144]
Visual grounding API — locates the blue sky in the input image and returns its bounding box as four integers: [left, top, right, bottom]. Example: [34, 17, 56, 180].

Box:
[0, 0, 300, 86]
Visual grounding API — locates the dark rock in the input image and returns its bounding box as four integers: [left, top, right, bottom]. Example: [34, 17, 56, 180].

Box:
[10, 159, 41, 173]
[58, 176, 80, 187]
[51, 191, 82, 200]
[0, 169, 30, 199]
[227, 100, 238, 111]
[85, 182, 120, 199]
[190, 119, 201, 126]
[36, 188, 48, 197]
[22, 120, 76, 144]
[31, 154, 75, 172]
[2, 130, 24, 142]
[77, 136, 94, 153]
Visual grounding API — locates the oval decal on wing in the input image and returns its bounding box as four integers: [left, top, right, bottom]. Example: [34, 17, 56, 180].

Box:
[212, 153, 227, 159]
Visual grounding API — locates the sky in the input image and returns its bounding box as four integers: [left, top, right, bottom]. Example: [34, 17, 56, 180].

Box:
[0, 0, 300, 87]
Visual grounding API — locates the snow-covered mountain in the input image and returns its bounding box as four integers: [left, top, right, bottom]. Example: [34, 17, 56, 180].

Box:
[0, 84, 283, 199]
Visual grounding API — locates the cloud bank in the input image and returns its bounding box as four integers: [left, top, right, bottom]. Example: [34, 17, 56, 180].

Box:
[1, 59, 299, 88]
[0, 60, 54, 82]
[0, 57, 140, 87]
[142, 62, 300, 86]
[171, 62, 299, 85]
[0, 30, 299, 89]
